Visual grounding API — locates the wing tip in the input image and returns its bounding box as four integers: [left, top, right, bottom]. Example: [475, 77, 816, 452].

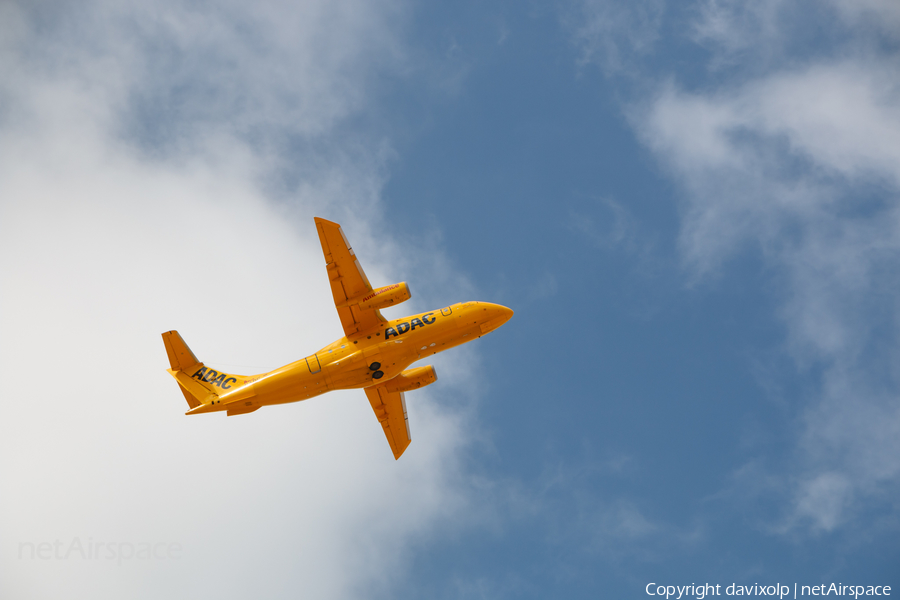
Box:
[393, 439, 411, 460]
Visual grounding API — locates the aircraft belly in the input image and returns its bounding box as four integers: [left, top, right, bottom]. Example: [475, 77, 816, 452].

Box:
[251, 366, 329, 406]
[325, 364, 376, 389]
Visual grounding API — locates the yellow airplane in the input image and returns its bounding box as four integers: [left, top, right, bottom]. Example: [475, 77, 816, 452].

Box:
[162, 217, 513, 459]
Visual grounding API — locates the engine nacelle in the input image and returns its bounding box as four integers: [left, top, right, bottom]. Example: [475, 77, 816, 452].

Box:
[384, 365, 438, 393]
[348, 282, 411, 310]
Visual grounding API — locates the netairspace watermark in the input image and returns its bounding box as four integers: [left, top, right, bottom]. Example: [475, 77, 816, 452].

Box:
[18, 537, 182, 567]
[646, 584, 892, 600]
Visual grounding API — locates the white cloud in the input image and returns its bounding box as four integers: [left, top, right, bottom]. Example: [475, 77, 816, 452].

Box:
[692, 0, 900, 67]
[640, 61, 900, 276]
[691, 0, 790, 63]
[637, 53, 900, 532]
[568, 0, 665, 74]
[0, 2, 483, 598]
[828, 0, 900, 38]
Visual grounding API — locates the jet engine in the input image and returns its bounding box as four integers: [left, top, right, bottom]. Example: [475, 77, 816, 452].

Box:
[384, 365, 438, 393]
[344, 282, 411, 310]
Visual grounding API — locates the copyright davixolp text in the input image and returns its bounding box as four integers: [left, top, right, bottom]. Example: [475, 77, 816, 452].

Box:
[646, 583, 892, 600]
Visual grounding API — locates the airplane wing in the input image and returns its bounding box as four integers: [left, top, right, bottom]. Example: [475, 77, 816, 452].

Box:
[315, 217, 387, 337]
[364, 384, 412, 460]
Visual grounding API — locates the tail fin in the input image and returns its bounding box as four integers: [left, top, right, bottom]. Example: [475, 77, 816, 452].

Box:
[163, 330, 200, 372]
[162, 331, 256, 412]
[162, 330, 216, 409]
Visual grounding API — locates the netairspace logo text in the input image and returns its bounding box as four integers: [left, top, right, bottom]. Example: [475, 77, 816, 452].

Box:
[18, 537, 182, 567]
[646, 583, 892, 600]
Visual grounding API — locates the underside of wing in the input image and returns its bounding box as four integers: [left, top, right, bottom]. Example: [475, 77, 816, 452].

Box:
[315, 217, 386, 337]
[364, 384, 412, 460]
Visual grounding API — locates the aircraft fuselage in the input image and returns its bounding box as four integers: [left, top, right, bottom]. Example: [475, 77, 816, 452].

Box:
[185, 301, 512, 415]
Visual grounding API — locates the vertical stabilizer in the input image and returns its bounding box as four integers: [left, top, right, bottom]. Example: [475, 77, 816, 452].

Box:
[162, 331, 255, 412]
[162, 330, 200, 372]
[162, 330, 204, 409]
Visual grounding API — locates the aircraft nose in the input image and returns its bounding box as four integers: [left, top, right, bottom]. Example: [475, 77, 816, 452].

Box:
[478, 303, 514, 334]
[494, 304, 513, 324]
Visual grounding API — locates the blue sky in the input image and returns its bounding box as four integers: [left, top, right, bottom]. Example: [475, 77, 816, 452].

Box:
[1, 1, 898, 598]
